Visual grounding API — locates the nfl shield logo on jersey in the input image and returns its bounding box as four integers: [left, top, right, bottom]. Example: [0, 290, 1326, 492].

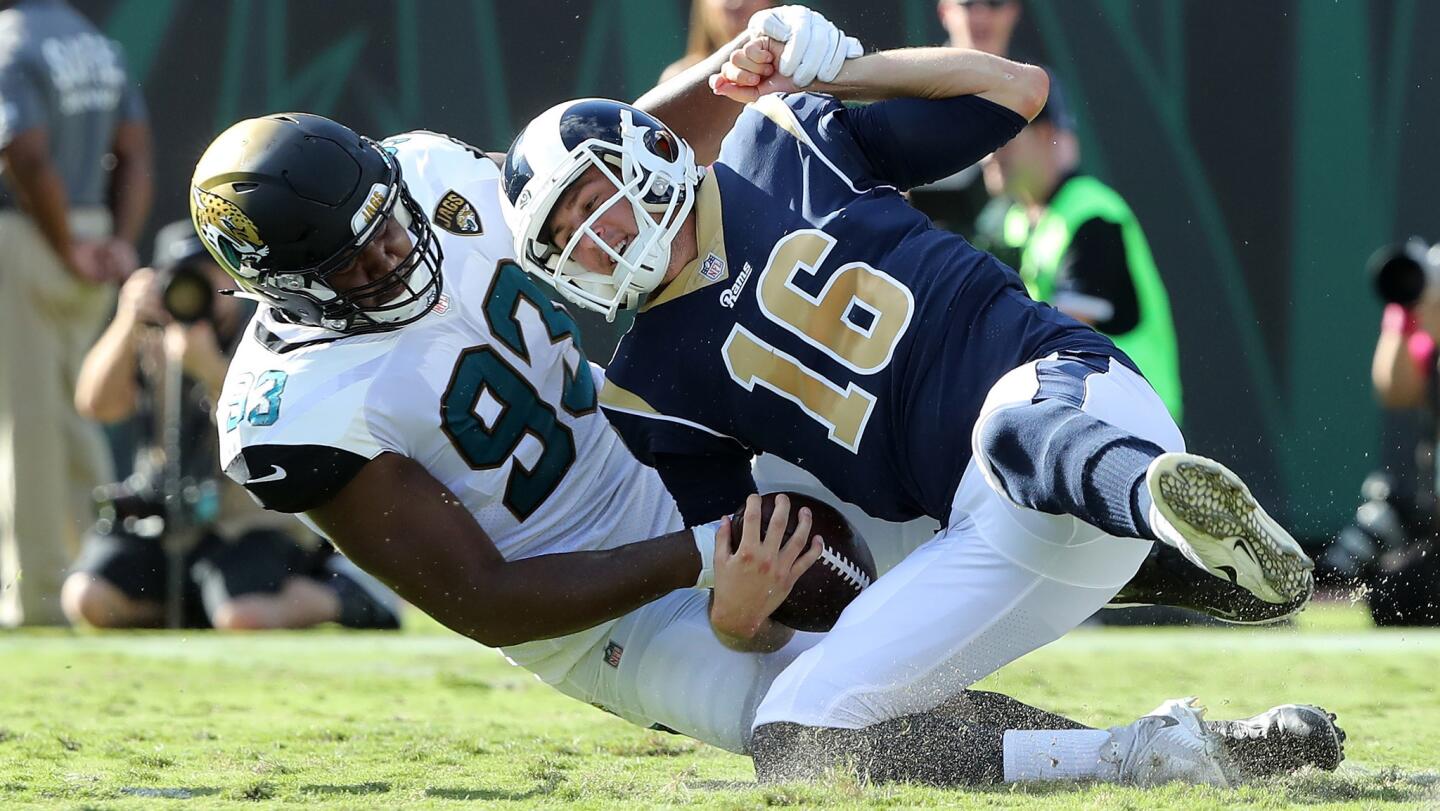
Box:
[700, 253, 726, 283]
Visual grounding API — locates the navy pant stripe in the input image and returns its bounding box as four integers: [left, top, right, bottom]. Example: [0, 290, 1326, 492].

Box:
[1032, 352, 1110, 408]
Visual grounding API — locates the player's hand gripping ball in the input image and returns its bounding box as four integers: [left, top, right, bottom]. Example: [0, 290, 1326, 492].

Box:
[730, 492, 877, 632]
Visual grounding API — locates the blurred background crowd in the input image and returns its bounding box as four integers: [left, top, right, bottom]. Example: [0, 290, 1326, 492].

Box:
[1, 0, 1437, 630]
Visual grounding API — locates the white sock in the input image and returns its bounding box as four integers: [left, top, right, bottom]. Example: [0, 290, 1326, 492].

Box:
[1002, 729, 1118, 782]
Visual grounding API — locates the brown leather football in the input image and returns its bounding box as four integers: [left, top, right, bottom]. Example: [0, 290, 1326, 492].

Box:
[729, 491, 877, 632]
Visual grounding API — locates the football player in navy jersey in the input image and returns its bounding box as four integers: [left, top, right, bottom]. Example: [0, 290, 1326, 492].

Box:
[502, 36, 1328, 782]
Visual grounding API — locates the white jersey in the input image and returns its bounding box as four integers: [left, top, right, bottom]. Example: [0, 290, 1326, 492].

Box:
[217, 132, 683, 681]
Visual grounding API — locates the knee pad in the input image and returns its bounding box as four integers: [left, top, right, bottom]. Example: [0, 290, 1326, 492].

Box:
[976, 399, 1086, 512]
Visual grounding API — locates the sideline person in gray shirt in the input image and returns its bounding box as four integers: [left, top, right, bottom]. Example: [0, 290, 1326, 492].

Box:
[0, 0, 151, 625]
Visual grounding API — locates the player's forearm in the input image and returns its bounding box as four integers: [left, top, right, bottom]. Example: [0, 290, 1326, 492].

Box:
[1, 132, 75, 269]
[816, 48, 1049, 120]
[468, 531, 701, 647]
[108, 121, 153, 245]
[634, 31, 750, 165]
[309, 453, 703, 648]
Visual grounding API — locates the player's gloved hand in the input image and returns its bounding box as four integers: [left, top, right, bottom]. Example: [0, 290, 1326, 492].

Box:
[747, 5, 862, 86]
[708, 493, 822, 641]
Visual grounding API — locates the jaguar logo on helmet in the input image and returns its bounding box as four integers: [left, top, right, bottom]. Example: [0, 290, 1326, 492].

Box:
[190, 186, 269, 278]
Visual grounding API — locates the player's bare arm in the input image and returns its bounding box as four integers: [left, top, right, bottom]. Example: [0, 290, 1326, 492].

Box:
[634, 30, 756, 165]
[638, 6, 859, 164]
[306, 452, 814, 649]
[716, 39, 1049, 121]
[306, 452, 705, 647]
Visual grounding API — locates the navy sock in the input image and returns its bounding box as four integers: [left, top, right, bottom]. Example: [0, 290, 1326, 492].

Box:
[977, 399, 1162, 540]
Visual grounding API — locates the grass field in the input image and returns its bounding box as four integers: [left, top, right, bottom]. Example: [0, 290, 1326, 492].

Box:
[1, 601, 1437, 809]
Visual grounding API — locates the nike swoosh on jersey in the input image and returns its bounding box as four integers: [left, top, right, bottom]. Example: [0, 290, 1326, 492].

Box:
[247, 466, 288, 484]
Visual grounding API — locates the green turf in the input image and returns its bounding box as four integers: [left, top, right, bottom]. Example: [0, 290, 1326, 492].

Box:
[0, 601, 1435, 809]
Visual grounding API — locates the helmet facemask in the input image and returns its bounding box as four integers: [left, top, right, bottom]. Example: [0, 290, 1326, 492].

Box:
[283, 179, 443, 334]
[512, 107, 699, 321]
[197, 135, 444, 335]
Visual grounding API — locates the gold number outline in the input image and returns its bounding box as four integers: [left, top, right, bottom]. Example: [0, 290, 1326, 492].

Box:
[721, 324, 879, 453]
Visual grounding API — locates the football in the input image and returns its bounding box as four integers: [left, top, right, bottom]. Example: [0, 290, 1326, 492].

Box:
[730, 491, 877, 632]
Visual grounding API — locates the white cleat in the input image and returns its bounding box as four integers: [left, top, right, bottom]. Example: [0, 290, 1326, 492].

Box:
[1209, 704, 1346, 779]
[1107, 697, 1231, 787]
[1145, 452, 1314, 604]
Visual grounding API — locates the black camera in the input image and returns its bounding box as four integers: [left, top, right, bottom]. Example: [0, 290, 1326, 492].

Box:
[1369, 238, 1440, 307]
[155, 259, 216, 324]
[92, 472, 220, 538]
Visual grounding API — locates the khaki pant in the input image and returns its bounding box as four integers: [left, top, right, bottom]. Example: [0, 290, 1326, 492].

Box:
[0, 209, 116, 626]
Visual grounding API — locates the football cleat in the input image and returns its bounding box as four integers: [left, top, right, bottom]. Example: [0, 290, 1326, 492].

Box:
[1106, 697, 1230, 787]
[1208, 704, 1346, 779]
[1145, 453, 1314, 604]
[1109, 543, 1310, 625]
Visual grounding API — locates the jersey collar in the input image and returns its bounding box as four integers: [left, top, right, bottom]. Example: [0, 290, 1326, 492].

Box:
[640, 172, 727, 312]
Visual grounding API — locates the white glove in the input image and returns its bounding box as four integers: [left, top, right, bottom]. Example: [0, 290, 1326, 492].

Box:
[690, 519, 722, 589]
[748, 5, 863, 88]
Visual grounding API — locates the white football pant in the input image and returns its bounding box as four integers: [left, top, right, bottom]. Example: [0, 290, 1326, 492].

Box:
[753, 355, 1184, 730]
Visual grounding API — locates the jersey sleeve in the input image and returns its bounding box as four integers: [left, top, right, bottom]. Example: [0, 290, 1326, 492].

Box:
[740, 92, 1025, 192]
[841, 94, 1027, 190]
[217, 340, 391, 515]
[600, 406, 757, 526]
[223, 442, 372, 514]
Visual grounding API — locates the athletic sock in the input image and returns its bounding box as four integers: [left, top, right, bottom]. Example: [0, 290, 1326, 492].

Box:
[978, 398, 1162, 540]
[1002, 729, 1117, 782]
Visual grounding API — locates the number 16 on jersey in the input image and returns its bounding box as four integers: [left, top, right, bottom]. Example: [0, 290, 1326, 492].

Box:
[723, 229, 913, 453]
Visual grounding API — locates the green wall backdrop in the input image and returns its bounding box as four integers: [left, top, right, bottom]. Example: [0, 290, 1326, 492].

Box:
[75, 0, 1440, 539]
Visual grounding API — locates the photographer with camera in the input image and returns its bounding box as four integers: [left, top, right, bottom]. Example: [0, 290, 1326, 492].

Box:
[61, 221, 400, 631]
[1336, 240, 1440, 625]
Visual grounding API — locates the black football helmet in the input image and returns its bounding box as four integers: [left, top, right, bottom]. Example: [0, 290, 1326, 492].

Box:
[189, 113, 442, 333]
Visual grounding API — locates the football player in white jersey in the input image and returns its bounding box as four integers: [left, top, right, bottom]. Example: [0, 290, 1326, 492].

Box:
[190, 8, 1340, 789]
[191, 7, 875, 757]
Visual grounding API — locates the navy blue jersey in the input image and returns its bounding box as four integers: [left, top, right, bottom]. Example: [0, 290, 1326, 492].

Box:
[602, 93, 1130, 524]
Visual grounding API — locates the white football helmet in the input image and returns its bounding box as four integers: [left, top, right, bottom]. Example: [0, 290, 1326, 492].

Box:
[501, 99, 700, 321]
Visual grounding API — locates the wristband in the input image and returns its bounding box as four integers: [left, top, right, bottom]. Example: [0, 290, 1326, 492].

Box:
[690, 520, 721, 589]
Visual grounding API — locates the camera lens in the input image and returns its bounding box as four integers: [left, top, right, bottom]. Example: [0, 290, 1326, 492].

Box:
[159, 263, 215, 323]
[1369, 239, 1435, 307]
